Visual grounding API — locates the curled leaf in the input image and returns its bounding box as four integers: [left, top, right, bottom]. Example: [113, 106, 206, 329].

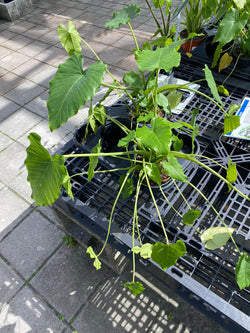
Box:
[132, 243, 153, 259]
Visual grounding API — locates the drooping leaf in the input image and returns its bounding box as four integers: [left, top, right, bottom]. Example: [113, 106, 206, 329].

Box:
[48, 53, 106, 130]
[151, 240, 186, 270]
[211, 43, 223, 68]
[58, 20, 81, 55]
[136, 118, 172, 154]
[224, 114, 240, 134]
[167, 90, 182, 109]
[145, 163, 161, 186]
[161, 156, 187, 182]
[105, 4, 140, 29]
[86, 246, 102, 270]
[118, 130, 136, 147]
[204, 64, 223, 106]
[63, 174, 74, 201]
[217, 85, 229, 96]
[25, 133, 67, 206]
[226, 158, 237, 191]
[200, 227, 235, 250]
[156, 93, 170, 114]
[123, 71, 142, 89]
[122, 281, 145, 296]
[183, 209, 201, 225]
[191, 107, 199, 153]
[235, 253, 250, 290]
[93, 105, 106, 125]
[136, 47, 181, 73]
[119, 175, 134, 199]
[213, 8, 248, 46]
[132, 243, 153, 259]
[137, 112, 154, 123]
[218, 53, 233, 72]
[88, 140, 101, 181]
[228, 104, 240, 116]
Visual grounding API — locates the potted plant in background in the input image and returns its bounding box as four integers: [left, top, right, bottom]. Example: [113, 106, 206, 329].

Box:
[25, 4, 249, 296]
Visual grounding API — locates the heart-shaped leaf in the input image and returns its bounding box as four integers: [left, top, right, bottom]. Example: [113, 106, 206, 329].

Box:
[25, 133, 67, 206]
[105, 4, 140, 28]
[136, 47, 181, 73]
[48, 53, 106, 130]
[123, 71, 142, 89]
[58, 20, 81, 55]
[161, 156, 187, 182]
[151, 240, 186, 270]
[136, 118, 172, 154]
[183, 209, 201, 225]
[122, 281, 145, 296]
[235, 253, 250, 290]
[213, 8, 248, 46]
[201, 227, 235, 250]
[218, 53, 233, 72]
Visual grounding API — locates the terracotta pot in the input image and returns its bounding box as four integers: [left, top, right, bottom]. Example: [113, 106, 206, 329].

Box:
[180, 29, 206, 53]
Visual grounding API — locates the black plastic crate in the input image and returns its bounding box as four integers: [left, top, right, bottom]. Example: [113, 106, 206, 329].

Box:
[53, 137, 250, 333]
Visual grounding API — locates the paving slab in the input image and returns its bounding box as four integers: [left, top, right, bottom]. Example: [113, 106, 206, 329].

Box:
[0, 286, 66, 332]
[0, 108, 43, 140]
[0, 96, 20, 121]
[18, 40, 51, 58]
[0, 187, 30, 242]
[0, 72, 26, 95]
[1, 35, 33, 51]
[8, 168, 33, 204]
[0, 258, 23, 309]
[0, 52, 31, 72]
[0, 210, 64, 279]
[0, 133, 14, 152]
[30, 245, 113, 321]
[0, 141, 27, 184]
[25, 91, 49, 117]
[4, 80, 46, 106]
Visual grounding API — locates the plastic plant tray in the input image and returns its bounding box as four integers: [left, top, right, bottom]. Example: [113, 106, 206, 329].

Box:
[53, 137, 250, 333]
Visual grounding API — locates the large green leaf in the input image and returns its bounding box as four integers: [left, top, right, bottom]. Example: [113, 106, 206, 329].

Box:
[136, 118, 173, 154]
[47, 53, 106, 131]
[204, 65, 223, 106]
[25, 133, 67, 206]
[200, 227, 235, 250]
[233, 0, 247, 10]
[58, 20, 81, 56]
[161, 156, 187, 182]
[105, 4, 140, 28]
[213, 8, 248, 46]
[235, 253, 250, 290]
[151, 240, 186, 270]
[136, 47, 181, 73]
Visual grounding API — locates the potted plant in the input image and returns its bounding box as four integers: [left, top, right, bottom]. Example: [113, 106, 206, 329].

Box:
[211, 0, 250, 73]
[25, 4, 249, 296]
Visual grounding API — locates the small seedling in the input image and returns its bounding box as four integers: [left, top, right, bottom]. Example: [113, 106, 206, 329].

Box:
[63, 235, 77, 248]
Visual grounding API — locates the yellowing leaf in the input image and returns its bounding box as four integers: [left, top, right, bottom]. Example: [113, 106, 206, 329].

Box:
[217, 85, 229, 96]
[186, 52, 192, 58]
[219, 53, 233, 72]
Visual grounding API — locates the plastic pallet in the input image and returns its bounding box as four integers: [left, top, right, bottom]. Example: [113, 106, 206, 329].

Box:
[53, 137, 250, 333]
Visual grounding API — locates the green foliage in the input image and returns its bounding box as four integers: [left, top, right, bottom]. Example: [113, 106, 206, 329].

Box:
[132, 243, 153, 258]
[136, 46, 181, 72]
[63, 235, 77, 248]
[183, 209, 201, 225]
[105, 4, 140, 28]
[151, 240, 186, 270]
[122, 281, 145, 296]
[123, 71, 143, 89]
[47, 54, 106, 130]
[145, 163, 161, 186]
[58, 20, 81, 55]
[224, 114, 241, 134]
[203, 65, 223, 106]
[161, 156, 187, 182]
[25, 133, 69, 206]
[200, 227, 235, 250]
[86, 246, 102, 270]
[226, 158, 237, 190]
[88, 141, 101, 181]
[119, 176, 134, 199]
[235, 253, 250, 289]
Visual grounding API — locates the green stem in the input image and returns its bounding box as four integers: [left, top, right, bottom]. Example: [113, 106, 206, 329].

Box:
[222, 52, 241, 86]
[63, 150, 145, 159]
[97, 171, 131, 257]
[143, 160, 169, 244]
[144, 0, 164, 35]
[128, 22, 139, 51]
[192, 155, 227, 170]
[170, 151, 250, 202]
[70, 167, 131, 179]
[158, 1, 167, 36]
[160, 186, 182, 218]
[188, 181, 242, 256]
[154, 69, 159, 116]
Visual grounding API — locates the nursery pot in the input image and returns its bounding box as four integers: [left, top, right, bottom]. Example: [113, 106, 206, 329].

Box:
[233, 46, 250, 70]
[180, 29, 206, 53]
